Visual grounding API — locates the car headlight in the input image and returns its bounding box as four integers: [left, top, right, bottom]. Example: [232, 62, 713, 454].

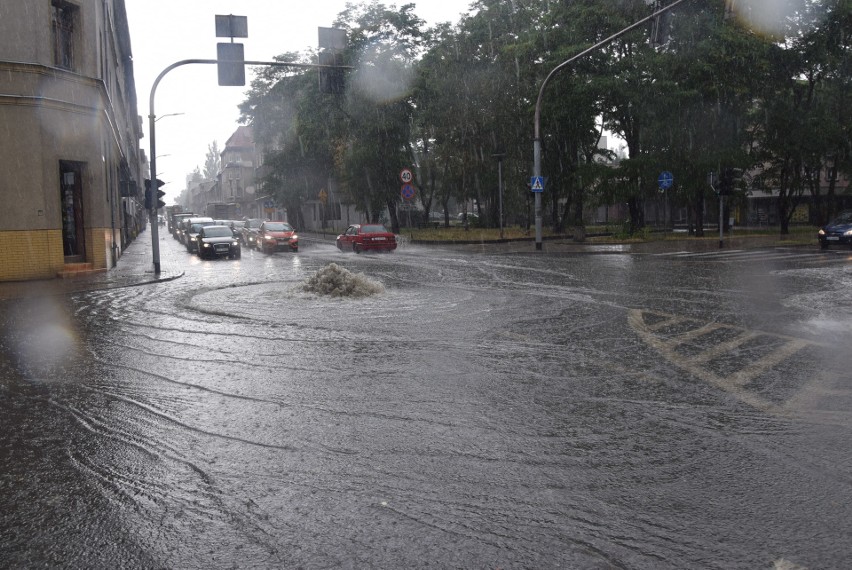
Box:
[232, 241, 240, 246]
[818, 229, 825, 235]
[265, 235, 275, 240]
[202, 242, 211, 248]
[290, 235, 298, 242]
[844, 230, 852, 236]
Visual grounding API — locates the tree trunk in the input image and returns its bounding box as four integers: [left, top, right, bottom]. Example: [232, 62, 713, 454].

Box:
[627, 197, 644, 234]
[387, 199, 400, 234]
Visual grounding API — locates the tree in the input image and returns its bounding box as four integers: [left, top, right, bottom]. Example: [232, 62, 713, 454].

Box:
[203, 141, 220, 180]
[754, 0, 852, 231]
[238, 50, 340, 230]
[235, 0, 848, 237]
[331, 2, 425, 233]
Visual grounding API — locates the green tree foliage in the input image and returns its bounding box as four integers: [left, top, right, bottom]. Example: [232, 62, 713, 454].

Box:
[752, 0, 852, 231]
[333, 2, 424, 232]
[237, 0, 849, 236]
[239, 51, 338, 230]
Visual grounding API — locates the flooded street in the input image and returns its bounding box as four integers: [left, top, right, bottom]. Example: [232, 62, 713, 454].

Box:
[2, 236, 851, 569]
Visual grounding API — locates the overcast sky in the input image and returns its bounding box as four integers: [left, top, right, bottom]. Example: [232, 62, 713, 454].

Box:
[125, 1, 472, 205]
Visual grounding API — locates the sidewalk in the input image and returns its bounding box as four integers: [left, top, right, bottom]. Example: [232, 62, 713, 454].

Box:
[0, 227, 184, 300]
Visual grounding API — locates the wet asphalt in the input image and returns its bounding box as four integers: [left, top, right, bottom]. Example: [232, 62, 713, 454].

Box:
[1, 228, 850, 569]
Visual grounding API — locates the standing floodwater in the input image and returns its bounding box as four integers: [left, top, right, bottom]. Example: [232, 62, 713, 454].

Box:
[1, 236, 850, 568]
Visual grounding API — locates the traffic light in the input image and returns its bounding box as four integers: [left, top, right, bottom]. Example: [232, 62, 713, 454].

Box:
[144, 178, 166, 210]
[719, 168, 734, 196]
[718, 168, 745, 196]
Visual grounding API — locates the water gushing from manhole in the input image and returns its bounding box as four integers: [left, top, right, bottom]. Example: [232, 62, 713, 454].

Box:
[301, 263, 384, 298]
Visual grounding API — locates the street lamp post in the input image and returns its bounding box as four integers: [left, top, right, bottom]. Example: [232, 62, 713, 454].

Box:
[532, 0, 692, 250]
[493, 153, 505, 240]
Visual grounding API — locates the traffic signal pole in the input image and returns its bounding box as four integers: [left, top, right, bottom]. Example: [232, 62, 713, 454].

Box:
[148, 60, 229, 273]
[147, 58, 349, 273]
[532, 0, 692, 251]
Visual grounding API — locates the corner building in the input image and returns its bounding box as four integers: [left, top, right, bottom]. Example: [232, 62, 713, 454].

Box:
[0, 0, 144, 281]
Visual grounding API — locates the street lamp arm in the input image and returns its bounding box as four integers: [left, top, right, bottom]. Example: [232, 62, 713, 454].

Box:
[531, 0, 694, 250]
[534, 0, 692, 142]
[155, 113, 184, 123]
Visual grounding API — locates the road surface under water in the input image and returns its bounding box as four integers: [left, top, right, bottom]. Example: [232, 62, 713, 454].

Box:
[1, 237, 850, 568]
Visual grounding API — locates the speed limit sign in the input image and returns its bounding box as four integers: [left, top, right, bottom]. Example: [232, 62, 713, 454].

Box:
[399, 168, 414, 184]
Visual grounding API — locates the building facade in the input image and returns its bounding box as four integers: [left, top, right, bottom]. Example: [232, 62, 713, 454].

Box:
[180, 126, 289, 222]
[0, 0, 144, 281]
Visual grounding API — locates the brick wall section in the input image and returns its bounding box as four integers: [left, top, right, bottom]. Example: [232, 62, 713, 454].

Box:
[0, 228, 111, 281]
[0, 229, 64, 281]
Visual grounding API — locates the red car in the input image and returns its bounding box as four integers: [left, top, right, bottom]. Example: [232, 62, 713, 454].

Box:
[256, 221, 299, 253]
[336, 224, 397, 253]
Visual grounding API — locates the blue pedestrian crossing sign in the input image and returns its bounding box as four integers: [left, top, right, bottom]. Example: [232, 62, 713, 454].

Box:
[658, 171, 674, 189]
[530, 176, 544, 192]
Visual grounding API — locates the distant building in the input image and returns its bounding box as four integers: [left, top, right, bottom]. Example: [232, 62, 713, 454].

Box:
[0, 0, 145, 281]
[220, 126, 268, 220]
[182, 126, 288, 221]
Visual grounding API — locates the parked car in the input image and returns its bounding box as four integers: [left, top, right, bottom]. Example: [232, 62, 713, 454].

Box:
[818, 210, 852, 249]
[256, 221, 299, 253]
[195, 225, 241, 259]
[336, 224, 397, 253]
[240, 218, 264, 248]
[183, 217, 216, 252]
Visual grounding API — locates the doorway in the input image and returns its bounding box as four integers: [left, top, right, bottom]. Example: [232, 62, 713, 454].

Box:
[59, 161, 86, 261]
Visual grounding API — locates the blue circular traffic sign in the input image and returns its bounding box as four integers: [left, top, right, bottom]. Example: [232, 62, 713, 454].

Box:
[658, 171, 674, 189]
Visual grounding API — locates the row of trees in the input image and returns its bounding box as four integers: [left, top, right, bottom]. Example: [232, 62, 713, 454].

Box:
[238, 0, 850, 235]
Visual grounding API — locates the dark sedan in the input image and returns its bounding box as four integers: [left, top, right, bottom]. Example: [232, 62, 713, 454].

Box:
[195, 225, 242, 259]
[240, 218, 264, 248]
[818, 210, 852, 249]
[336, 224, 397, 253]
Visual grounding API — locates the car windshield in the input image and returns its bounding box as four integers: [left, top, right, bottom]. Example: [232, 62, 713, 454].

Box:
[361, 225, 388, 233]
[829, 211, 852, 224]
[265, 223, 292, 231]
[190, 222, 213, 232]
[203, 226, 233, 238]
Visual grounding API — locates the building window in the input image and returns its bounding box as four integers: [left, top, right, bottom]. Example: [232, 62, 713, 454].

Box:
[52, 1, 78, 71]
